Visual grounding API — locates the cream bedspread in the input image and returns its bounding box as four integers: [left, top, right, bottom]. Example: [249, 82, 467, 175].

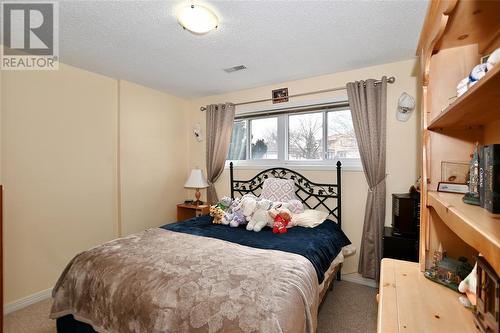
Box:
[50, 228, 319, 333]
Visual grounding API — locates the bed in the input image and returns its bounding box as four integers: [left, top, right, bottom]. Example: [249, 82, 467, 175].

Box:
[50, 162, 352, 333]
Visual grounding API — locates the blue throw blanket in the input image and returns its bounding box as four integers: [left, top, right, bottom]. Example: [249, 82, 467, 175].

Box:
[162, 215, 351, 283]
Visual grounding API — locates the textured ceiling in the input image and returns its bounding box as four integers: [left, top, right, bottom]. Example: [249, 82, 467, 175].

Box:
[59, 0, 428, 98]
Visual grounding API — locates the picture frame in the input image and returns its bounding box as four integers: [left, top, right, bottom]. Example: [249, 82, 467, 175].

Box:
[272, 88, 289, 104]
[441, 161, 469, 183]
[480, 54, 490, 64]
[437, 182, 468, 194]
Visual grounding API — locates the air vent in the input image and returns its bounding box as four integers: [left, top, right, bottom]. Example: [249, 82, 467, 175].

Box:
[223, 65, 247, 73]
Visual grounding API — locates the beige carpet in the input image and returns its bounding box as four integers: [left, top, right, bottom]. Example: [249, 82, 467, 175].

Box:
[4, 281, 377, 333]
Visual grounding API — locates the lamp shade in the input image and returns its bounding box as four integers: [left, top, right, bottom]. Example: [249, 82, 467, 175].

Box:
[184, 169, 209, 189]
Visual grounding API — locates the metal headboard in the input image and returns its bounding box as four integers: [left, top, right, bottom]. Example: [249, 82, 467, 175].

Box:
[229, 161, 342, 228]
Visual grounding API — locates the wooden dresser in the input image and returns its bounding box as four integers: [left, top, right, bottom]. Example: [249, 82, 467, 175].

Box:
[378, 0, 500, 332]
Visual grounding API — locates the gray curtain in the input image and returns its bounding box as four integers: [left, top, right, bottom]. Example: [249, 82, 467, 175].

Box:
[346, 77, 387, 281]
[206, 103, 235, 204]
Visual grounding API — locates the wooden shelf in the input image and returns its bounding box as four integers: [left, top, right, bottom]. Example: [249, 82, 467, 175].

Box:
[428, 64, 500, 131]
[378, 259, 479, 333]
[427, 191, 500, 274]
[433, 0, 500, 54]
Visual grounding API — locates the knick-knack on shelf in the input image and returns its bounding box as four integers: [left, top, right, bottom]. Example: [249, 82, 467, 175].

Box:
[463, 143, 480, 206]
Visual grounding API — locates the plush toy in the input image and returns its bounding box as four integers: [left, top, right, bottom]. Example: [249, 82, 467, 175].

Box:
[229, 210, 247, 227]
[210, 197, 232, 224]
[246, 199, 272, 232]
[269, 208, 292, 234]
[217, 196, 233, 211]
[458, 261, 478, 307]
[222, 198, 247, 227]
[222, 198, 240, 225]
[235, 195, 258, 222]
[209, 205, 225, 224]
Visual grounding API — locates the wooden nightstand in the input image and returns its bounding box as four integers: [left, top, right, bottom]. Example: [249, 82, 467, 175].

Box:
[176, 203, 210, 221]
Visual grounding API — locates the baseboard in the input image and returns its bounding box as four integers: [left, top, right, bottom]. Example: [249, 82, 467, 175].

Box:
[4, 288, 52, 315]
[341, 272, 378, 288]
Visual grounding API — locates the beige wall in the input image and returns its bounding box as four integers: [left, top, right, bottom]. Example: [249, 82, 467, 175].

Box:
[1, 65, 190, 304]
[2, 64, 119, 303]
[187, 59, 420, 274]
[119, 80, 190, 235]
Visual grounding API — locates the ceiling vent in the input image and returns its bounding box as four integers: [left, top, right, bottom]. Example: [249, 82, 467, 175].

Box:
[223, 65, 247, 73]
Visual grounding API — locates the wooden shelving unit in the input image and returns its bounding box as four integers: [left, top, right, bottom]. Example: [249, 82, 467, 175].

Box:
[378, 259, 478, 333]
[377, 1, 500, 331]
[427, 191, 500, 274]
[417, 0, 500, 276]
[428, 64, 500, 130]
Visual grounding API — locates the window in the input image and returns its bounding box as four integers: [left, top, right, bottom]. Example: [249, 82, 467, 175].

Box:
[227, 104, 360, 168]
[250, 117, 278, 159]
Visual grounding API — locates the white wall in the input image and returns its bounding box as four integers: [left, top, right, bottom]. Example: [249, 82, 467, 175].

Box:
[187, 59, 420, 274]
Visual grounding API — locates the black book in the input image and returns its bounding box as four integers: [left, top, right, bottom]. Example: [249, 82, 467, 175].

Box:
[483, 144, 500, 214]
[479, 146, 485, 208]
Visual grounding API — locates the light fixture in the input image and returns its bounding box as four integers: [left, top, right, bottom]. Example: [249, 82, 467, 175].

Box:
[177, 4, 218, 34]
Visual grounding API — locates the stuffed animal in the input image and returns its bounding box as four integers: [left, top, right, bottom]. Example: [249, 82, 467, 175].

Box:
[222, 198, 240, 225]
[210, 205, 225, 224]
[458, 261, 478, 307]
[210, 197, 232, 224]
[229, 210, 247, 227]
[210, 205, 224, 224]
[216, 196, 233, 211]
[222, 198, 247, 227]
[235, 195, 258, 222]
[246, 199, 272, 232]
[269, 208, 292, 234]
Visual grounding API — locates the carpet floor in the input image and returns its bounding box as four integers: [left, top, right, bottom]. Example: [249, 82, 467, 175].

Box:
[4, 281, 377, 333]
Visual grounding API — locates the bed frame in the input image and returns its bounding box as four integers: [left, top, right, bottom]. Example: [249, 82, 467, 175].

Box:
[229, 161, 343, 285]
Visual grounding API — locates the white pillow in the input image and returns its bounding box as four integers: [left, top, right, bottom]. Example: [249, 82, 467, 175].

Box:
[292, 209, 329, 228]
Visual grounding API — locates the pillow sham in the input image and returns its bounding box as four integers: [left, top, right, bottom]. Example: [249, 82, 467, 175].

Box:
[292, 209, 329, 228]
[261, 178, 298, 202]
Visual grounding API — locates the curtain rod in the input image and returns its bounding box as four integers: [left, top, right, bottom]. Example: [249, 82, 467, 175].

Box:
[199, 76, 395, 111]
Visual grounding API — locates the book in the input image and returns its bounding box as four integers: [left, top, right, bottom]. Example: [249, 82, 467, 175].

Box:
[483, 144, 500, 214]
[479, 146, 485, 208]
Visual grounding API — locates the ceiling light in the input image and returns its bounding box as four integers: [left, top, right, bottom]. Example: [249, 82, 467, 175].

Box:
[177, 4, 218, 34]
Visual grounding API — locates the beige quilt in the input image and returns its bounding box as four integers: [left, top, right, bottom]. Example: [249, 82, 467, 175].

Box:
[50, 228, 319, 333]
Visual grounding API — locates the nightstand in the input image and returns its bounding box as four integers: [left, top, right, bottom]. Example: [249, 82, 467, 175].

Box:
[176, 203, 210, 221]
[382, 227, 419, 262]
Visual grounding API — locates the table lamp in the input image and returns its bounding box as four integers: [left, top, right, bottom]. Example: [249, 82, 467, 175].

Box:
[184, 169, 209, 205]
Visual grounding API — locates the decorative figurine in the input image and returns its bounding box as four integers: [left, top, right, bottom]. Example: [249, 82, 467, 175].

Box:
[463, 143, 480, 206]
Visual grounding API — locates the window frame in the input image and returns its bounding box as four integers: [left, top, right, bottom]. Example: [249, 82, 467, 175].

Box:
[226, 102, 363, 171]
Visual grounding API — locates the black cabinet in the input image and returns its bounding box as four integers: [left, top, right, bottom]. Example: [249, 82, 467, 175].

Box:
[383, 227, 419, 262]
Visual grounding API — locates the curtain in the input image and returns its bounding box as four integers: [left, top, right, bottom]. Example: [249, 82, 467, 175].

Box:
[206, 103, 235, 204]
[346, 77, 387, 281]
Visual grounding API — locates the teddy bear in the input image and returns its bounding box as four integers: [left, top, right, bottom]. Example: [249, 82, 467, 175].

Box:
[269, 207, 292, 234]
[246, 199, 273, 232]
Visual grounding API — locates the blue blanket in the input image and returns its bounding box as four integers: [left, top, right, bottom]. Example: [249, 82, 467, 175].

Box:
[161, 215, 351, 283]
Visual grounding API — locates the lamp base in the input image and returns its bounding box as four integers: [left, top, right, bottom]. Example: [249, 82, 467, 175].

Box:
[194, 189, 204, 206]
